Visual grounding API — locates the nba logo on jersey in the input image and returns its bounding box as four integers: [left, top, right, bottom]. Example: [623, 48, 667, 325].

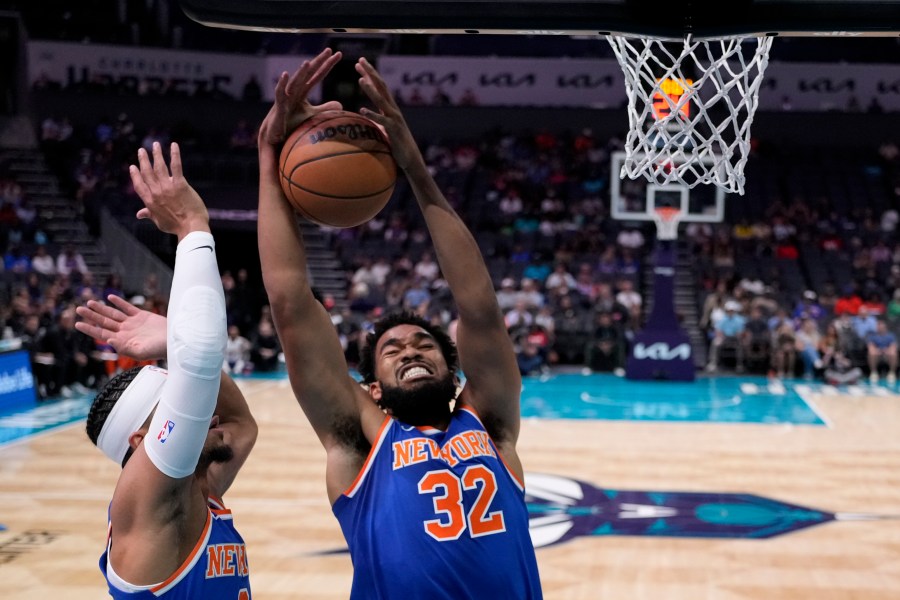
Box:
[157, 420, 175, 443]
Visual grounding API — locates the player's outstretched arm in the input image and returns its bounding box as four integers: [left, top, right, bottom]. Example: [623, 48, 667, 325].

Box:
[258, 50, 378, 474]
[109, 142, 230, 584]
[356, 58, 522, 457]
[76, 294, 256, 498]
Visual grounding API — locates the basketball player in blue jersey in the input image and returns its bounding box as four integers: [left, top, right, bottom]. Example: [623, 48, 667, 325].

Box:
[80, 142, 256, 598]
[258, 49, 543, 598]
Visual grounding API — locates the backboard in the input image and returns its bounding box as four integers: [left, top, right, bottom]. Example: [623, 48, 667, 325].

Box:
[179, 1, 900, 37]
[609, 150, 724, 226]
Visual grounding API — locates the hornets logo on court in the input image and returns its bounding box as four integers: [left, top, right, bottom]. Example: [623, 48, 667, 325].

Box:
[317, 470, 894, 555]
[524, 473, 890, 548]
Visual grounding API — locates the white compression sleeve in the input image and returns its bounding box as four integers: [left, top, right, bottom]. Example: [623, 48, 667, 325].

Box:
[145, 231, 227, 479]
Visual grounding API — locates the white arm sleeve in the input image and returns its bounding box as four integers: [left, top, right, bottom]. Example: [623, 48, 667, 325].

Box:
[145, 231, 227, 479]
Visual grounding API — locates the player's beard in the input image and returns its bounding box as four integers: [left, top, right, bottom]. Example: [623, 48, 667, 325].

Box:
[377, 375, 456, 427]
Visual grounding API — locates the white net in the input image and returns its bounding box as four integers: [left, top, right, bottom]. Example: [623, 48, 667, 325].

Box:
[652, 207, 682, 240]
[607, 34, 773, 195]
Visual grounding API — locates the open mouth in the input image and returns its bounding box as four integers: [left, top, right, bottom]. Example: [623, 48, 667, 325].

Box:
[399, 365, 432, 382]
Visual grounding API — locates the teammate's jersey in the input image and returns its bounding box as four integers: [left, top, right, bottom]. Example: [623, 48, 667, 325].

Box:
[100, 497, 251, 599]
[333, 405, 543, 599]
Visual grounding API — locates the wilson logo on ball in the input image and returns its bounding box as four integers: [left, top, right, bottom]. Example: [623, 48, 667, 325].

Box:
[308, 123, 387, 145]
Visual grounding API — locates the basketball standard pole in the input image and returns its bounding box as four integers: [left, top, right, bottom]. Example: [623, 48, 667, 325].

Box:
[624, 213, 695, 381]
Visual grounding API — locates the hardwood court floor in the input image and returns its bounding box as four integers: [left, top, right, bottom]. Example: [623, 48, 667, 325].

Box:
[1, 377, 898, 599]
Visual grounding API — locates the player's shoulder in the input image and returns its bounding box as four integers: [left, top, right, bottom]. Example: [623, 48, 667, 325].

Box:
[452, 402, 487, 428]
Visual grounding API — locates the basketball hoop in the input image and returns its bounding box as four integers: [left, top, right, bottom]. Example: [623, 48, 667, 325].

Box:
[607, 34, 773, 195]
[652, 206, 682, 240]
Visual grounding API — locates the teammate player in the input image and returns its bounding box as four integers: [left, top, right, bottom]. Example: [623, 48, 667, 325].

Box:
[81, 142, 256, 598]
[258, 49, 542, 598]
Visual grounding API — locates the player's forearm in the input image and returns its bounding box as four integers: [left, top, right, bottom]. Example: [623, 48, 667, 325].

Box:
[168, 232, 222, 326]
[215, 371, 258, 461]
[216, 371, 256, 431]
[258, 176, 315, 304]
[145, 232, 227, 479]
[405, 161, 500, 320]
[202, 372, 257, 496]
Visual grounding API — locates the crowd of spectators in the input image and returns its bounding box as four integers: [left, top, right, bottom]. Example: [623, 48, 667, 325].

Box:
[700, 277, 899, 384]
[693, 139, 900, 383]
[291, 128, 900, 382]
[0, 231, 279, 399]
[6, 99, 900, 400]
[315, 130, 899, 383]
[0, 136, 277, 398]
[1, 146, 162, 398]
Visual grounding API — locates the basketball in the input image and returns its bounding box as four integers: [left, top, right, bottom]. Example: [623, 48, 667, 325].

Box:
[279, 110, 397, 228]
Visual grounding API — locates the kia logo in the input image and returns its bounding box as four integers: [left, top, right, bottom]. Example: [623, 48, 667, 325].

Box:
[633, 343, 692, 361]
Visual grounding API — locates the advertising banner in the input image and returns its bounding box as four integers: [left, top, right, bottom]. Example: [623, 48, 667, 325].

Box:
[758, 61, 900, 112]
[28, 41, 263, 100]
[28, 42, 900, 111]
[0, 349, 36, 413]
[379, 55, 626, 107]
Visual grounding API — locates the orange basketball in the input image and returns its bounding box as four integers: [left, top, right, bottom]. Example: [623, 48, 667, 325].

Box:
[279, 110, 396, 228]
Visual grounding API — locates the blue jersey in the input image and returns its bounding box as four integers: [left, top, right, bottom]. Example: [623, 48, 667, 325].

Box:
[100, 497, 251, 599]
[334, 405, 543, 599]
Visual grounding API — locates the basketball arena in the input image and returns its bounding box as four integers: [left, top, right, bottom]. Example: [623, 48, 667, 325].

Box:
[1, 2, 899, 598]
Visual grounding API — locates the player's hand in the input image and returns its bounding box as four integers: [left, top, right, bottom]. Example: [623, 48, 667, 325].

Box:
[260, 48, 344, 147]
[75, 295, 168, 361]
[355, 57, 420, 172]
[131, 142, 209, 240]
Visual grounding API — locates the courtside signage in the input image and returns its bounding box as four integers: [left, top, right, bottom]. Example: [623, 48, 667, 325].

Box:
[0, 350, 36, 413]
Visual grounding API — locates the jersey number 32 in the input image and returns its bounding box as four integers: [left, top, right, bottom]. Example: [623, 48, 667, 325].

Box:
[417, 465, 507, 541]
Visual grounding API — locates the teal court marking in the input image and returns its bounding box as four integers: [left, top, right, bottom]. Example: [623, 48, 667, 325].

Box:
[3, 373, 897, 448]
[519, 374, 835, 425]
[243, 370, 900, 425]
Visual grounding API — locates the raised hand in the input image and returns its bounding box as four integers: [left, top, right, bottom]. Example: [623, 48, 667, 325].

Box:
[130, 142, 209, 241]
[75, 295, 167, 361]
[354, 57, 420, 171]
[260, 47, 344, 147]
